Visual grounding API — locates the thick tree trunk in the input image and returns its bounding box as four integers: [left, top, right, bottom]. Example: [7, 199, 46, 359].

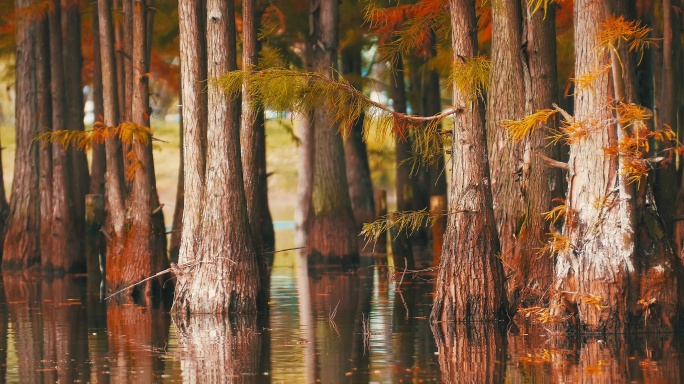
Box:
[390, 57, 415, 270]
[341, 46, 376, 231]
[306, 0, 359, 268]
[553, 0, 679, 333]
[63, 0, 90, 254]
[2, 0, 41, 269]
[48, 0, 82, 273]
[175, 0, 207, 268]
[175, 0, 260, 314]
[90, 2, 106, 196]
[430, 0, 507, 322]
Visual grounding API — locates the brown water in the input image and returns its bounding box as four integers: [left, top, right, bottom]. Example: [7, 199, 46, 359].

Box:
[0, 265, 682, 383]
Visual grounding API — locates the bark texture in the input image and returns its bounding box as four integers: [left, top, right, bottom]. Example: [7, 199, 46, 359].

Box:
[90, 2, 107, 196]
[430, 0, 507, 322]
[36, 18, 53, 262]
[554, 0, 680, 333]
[488, 1, 562, 310]
[3, 0, 41, 269]
[174, 0, 260, 314]
[306, 0, 359, 268]
[47, 0, 82, 273]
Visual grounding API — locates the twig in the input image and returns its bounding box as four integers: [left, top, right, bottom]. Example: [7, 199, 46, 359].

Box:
[535, 152, 570, 171]
[104, 266, 174, 300]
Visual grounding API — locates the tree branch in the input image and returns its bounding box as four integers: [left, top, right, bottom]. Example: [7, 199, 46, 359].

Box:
[535, 152, 569, 171]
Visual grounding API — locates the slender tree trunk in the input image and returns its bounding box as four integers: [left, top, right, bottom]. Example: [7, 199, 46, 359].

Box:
[390, 57, 415, 270]
[36, 17, 53, 261]
[90, 2, 106, 196]
[114, 0, 126, 124]
[430, 0, 507, 322]
[175, 0, 206, 268]
[306, 0, 359, 268]
[341, 46, 376, 232]
[107, 0, 170, 295]
[295, 112, 314, 249]
[175, 0, 260, 314]
[169, 106, 184, 264]
[2, 0, 41, 269]
[242, 0, 274, 299]
[63, 0, 90, 255]
[553, 0, 679, 332]
[48, 0, 82, 273]
[488, 1, 562, 309]
[658, 0, 684, 254]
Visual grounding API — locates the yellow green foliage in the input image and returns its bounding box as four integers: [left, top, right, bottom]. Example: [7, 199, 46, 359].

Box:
[360, 209, 441, 246]
[447, 56, 490, 102]
[500, 109, 557, 142]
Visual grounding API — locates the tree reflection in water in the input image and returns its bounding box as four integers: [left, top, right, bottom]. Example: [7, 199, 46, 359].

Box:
[0, 267, 683, 382]
[176, 314, 269, 383]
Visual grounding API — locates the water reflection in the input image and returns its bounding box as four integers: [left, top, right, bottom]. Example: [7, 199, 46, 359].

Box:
[177, 314, 268, 383]
[0, 267, 682, 382]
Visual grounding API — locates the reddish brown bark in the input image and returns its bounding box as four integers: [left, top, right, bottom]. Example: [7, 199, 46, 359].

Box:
[36, 17, 53, 261]
[488, 1, 562, 310]
[174, 0, 260, 314]
[47, 0, 83, 273]
[430, 0, 507, 322]
[306, 0, 359, 268]
[2, 0, 41, 269]
[169, 112, 184, 264]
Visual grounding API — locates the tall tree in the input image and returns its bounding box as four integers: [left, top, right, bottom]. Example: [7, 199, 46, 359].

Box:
[98, 0, 169, 296]
[488, 1, 563, 309]
[175, 0, 260, 314]
[430, 0, 507, 322]
[306, 0, 359, 267]
[242, 0, 275, 288]
[552, 0, 680, 332]
[47, 0, 82, 272]
[90, 2, 106, 196]
[36, 16, 53, 262]
[389, 57, 415, 270]
[3, 0, 41, 269]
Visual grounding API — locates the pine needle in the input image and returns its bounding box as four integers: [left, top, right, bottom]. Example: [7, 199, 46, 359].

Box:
[500, 109, 557, 141]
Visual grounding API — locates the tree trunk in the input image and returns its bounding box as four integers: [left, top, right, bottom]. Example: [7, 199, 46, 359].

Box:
[175, 0, 260, 314]
[341, 46, 376, 232]
[175, 0, 206, 268]
[114, 0, 126, 124]
[48, 0, 82, 273]
[2, 0, 41, 269]
[553, 0, 680, 333]
[390, 57, 415, 270]
[306, 0, 359, 268]
[36, 17, 53, 262]
[430, 0, 507, 322]
[63, 0, 91, 255]
[241, 0, 274, 300]
[109, 0, 170, 295]
[169, 106, 184, 264]
[90, 2, 107, 196]
[488, 1, 562, 310]
[295, 111, 314, 249]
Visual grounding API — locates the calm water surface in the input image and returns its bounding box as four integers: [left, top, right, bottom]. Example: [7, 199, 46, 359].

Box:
[0, 260, 683, 383]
